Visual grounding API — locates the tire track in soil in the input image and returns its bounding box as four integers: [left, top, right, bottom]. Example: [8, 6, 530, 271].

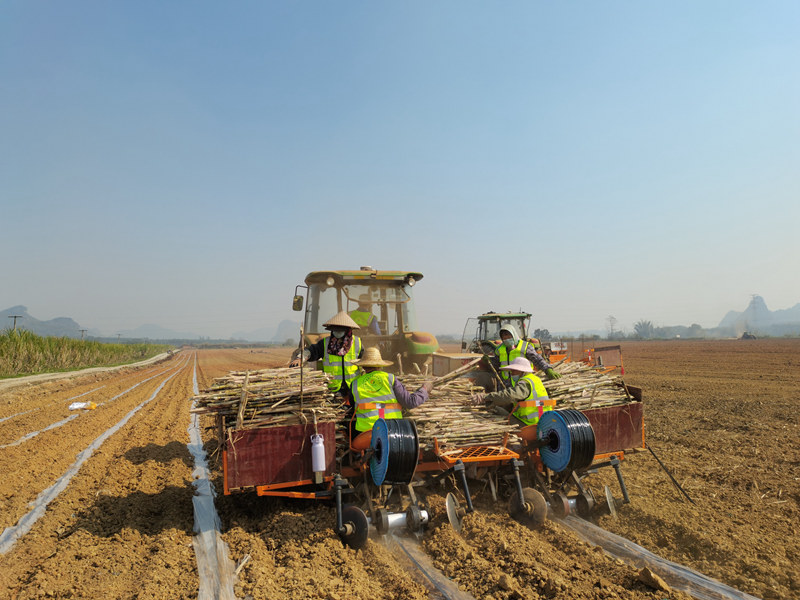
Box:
[0, 356, 201, 598]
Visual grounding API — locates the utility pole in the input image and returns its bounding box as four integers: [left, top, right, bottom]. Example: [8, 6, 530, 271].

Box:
[79, 329, 87, 340]
[8, 315, 22, 331]
[117, 333, 121, 341]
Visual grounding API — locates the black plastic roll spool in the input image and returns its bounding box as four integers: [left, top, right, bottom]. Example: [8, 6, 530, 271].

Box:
[537, 409, 596, 473]
[559, 409, 595, 472]
[370, 418, 419, 486]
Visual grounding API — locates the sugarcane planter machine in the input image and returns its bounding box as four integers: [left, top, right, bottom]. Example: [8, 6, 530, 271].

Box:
[194, 361, 644, 551]
[331, 387, 644, 549]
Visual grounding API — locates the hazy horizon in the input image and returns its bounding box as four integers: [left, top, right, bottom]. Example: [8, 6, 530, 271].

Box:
[3, 3, 798, 339]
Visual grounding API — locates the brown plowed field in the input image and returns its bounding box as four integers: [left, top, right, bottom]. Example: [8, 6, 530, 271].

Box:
[0, 341, 797, 599]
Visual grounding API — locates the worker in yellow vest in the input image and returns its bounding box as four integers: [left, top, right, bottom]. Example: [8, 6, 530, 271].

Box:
[350, 347, 432, 438]
[491, 324, 561, 385]
[349, 294, 381, 335]
[471, 357, 555, 426]
[290, 311, 364, 399]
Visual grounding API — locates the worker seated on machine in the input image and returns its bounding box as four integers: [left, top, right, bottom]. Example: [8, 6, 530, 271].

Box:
[349, 294, 382, 335]
[470, 357, 555, 437]
[490, 324, 561, 383]
[349, 347, 433, 450]
[289, 311, 363, 406]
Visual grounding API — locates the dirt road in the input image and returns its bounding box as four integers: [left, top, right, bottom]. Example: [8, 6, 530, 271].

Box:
[0, 341, 796, 599]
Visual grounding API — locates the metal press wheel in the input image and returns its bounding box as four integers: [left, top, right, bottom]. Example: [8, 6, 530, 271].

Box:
[508, 487, 548, 527]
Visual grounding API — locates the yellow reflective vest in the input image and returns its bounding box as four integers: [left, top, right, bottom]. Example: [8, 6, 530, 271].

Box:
[511, 373, 555, 426]
[496, 340, 532, 381]
[351, 370, 403, 432]
[349, 309, 376, 330]
[322, 336, 362, 393]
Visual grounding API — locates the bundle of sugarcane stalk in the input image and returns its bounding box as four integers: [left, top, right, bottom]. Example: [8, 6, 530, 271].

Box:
[401, 356, 632, 449]
[542, 359, 631, 410]
[401, 358, 520, 450]
[191, 367, 348, 431]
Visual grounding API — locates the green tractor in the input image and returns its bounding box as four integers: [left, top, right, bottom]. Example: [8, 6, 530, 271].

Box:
[292, 267, 439, 373]
[462, 311, 536, 355]
[461, 311, 554, 390]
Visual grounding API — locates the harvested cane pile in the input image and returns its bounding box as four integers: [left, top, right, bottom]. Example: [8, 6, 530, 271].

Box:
[190, 367, 347, 430]
[402, 356, 633, 451]
[542, 359, 632, 409]
[403, 358, 521, 451]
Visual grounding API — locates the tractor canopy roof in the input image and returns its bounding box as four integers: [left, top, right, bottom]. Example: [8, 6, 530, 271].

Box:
[305, 269, 423, 286]
[477, 311, 532, 321]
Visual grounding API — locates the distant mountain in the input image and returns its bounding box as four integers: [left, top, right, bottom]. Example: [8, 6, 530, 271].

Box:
[119, 323, 201, 340]
[717, 296, 800, 336]
[273, 320, 301, 343]
[1, 305, 83, 338]
[232, 320, 301, 343]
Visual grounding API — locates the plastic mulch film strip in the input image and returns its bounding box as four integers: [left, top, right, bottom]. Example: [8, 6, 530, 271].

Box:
[386, 534, 478, 600]
[561, 515, 761, 600]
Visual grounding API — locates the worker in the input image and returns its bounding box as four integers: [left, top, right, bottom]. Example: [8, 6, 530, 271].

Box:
[490, 324, 561, 384]
[471, 357, 554, 426]
[349, 294, 381, 335]
[350, 347, 432, 437]
[289, 311, 363, 399]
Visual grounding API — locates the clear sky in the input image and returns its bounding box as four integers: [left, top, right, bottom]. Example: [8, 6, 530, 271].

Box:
[2, 2, 798, 339]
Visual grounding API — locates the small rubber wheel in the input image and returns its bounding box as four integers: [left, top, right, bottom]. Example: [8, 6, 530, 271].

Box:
[508, 487, 548, 527]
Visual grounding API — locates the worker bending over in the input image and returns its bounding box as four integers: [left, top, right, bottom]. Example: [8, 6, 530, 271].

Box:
[290, 311, 363, 400]
[350, 347, 432, 438]
[491, 324, 561, 384]
[472, 357, 555, 426]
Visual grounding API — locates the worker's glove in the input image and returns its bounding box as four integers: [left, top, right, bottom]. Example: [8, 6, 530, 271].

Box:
[289, 349, 310, 367]
[544, 368, 561, 380]
[469, 393, 487, 407]
[421, 380, 434, 393]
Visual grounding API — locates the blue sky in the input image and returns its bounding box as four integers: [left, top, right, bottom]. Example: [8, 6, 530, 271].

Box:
[2, 2, 798, 338]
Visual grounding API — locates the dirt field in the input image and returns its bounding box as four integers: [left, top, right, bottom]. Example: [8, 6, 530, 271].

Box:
[0, 340, 797, 599]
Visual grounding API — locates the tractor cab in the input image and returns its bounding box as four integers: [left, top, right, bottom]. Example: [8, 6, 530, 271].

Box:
[293, 267, 439, 372]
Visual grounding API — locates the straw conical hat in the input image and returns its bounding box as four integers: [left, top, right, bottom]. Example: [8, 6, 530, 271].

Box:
[323, 311, 360, 329]
[499, 357, 533, 373]
[354, 346, 393, 367]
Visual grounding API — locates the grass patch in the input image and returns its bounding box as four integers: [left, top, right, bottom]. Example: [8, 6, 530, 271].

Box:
[0, 329, 173, 378]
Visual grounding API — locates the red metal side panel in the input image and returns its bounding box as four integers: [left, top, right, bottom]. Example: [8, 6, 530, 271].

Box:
[581, 402, 644, 455]
[225, 422, 337, 491]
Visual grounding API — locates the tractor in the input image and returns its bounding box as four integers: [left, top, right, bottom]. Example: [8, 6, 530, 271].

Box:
[461, 311, 565, 357]
[293, 267, 439, 373]
[460, 311, 567, 389]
